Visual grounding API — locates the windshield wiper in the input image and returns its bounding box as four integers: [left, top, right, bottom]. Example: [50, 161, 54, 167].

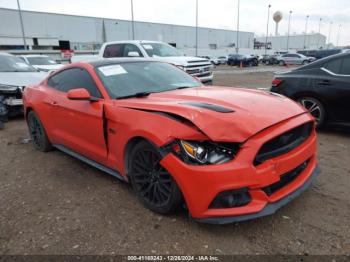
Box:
[117, 92, 151, 99]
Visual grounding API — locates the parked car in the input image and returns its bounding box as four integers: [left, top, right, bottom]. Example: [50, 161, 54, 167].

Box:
[297, 49, 343, 60]
[271, 52, 350, 127]
[277, 53, 316, 66]
[227, 54, 258, 67]
[217, 56, 227, 64]
[71, 40, 213, 84]
[261, 54, 279, 65]
[199, 56, 220, 66]
[23, 58, 319, 224]
[0, 53, 47, 125]
[18, 55, 63, 72]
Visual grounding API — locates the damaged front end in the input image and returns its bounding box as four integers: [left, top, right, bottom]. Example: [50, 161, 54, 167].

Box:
[0, 84, 24, 124]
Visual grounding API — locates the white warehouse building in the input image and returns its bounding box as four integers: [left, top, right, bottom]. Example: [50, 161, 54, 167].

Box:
[255, 33, 327, 51]
[0, 8, 254, 55]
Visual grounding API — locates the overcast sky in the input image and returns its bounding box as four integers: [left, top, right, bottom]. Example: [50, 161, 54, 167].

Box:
[0, 0, 349, 46]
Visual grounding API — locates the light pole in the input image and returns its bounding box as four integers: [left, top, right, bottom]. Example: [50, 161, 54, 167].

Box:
[265, 4, 271, 55]
[327, 21, 333, 49]
[130, 0, 135, 40]
[337, 24, 342, 47]
[286, 11, 292, 51]
[317, 18, 322, 49]
[303, 15, 309, 49]
[195, 0, 198, 56]
[236, 0, 240, 54]
[16, 0, 27, 50]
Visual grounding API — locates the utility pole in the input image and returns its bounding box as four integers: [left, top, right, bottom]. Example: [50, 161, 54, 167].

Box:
[195, 0, 198, 56]
[16, 0, 27, 50]
[317, 18, 322, 49]
[286, 11, 292, 51]
[327, 21, 333, 49]
[236, 0, 240, 54]
[130, 0, 135, 40]
[303, 15, 309, 49]
[265, 4, 271, 55]
[337, 24, 342, 47]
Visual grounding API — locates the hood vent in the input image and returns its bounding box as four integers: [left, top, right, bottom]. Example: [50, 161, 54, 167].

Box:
[179, 102, 234, 113]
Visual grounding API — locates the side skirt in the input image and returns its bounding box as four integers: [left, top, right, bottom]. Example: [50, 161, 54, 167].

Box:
[53, 144, 125, 181]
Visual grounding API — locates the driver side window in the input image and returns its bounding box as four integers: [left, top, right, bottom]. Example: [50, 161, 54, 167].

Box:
[47, 68, 102, 98]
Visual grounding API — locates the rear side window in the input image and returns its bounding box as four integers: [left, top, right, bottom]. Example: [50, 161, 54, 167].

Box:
[324, 59, 342, 74]
[339, 57, 350, 75]
[103, 44, 143, 58]
[47, 68, 102, 98]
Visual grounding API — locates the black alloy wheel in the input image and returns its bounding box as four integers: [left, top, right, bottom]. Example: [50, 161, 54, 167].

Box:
[27, 111, 52, 152]
[297, 97, 326, 127]
[129, 141, 182, 214]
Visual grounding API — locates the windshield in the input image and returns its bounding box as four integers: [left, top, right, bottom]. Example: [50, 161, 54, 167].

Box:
[0, 55, 37, 72]
[27, 56, 57, 65]
[96, 61, 201, 99]
[141, 43, 182, 57]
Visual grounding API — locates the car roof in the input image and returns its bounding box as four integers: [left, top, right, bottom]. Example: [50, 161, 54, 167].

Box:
[88, 58, 162, 67]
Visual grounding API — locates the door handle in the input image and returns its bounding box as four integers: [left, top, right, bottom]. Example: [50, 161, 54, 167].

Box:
[317, 80, 331, 86]
[50, 101, 59, 107]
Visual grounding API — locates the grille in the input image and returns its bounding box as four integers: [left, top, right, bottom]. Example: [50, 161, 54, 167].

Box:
[262, 160, 309, 196]
[254, 122, 313, 165]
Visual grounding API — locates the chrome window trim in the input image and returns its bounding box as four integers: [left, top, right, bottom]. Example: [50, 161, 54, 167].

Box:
[321, 67, 350, 77]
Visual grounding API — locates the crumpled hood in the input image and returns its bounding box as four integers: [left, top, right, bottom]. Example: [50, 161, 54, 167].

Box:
[0, 72, 48, 87]
[116, 86, 307, 142]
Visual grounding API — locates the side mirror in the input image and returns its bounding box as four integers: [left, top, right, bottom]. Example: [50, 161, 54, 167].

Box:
[127, 51, 140, 57]
[67, 88, 91, 101]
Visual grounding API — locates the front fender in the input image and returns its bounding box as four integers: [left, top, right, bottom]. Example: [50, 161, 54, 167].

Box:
[104, 106, 207, 176]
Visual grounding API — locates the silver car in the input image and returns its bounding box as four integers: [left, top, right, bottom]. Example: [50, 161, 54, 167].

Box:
[0, 53, 47, 126]
[277, 53, 316, 66]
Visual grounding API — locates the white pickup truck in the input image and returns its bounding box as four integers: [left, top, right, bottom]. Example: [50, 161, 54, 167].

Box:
[71, 40, 213, 84]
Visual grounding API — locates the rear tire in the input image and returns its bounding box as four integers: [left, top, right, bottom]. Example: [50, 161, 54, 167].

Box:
[27, 111, 53, 152]
[297, 97, 326, 127]
[129, 140, 183, 214]
[279, 60, 285, 66]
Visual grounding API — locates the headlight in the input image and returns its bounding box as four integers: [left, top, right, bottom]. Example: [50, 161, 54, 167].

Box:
[176, 65, 185, 71]
[178, 140, 240, 165]
[0, 84, 20, 92]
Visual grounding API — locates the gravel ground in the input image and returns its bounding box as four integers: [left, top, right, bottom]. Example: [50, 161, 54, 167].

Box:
[0, 67, 349, 255]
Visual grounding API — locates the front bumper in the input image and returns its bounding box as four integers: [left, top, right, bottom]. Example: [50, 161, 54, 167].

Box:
[197, 73, 214, 84]
[194, 165, 320, 224]
[160, 113, 318, 222]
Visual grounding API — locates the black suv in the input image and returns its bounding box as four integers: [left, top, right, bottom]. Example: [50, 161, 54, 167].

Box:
[271, 52, 350, 127]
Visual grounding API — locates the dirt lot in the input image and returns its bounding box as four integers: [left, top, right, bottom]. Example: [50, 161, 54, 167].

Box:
[1, 66, 350, 255]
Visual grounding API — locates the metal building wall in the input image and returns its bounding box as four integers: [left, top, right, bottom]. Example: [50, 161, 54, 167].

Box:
[0, 8, 254, 50]
[255, 34, 327, 50]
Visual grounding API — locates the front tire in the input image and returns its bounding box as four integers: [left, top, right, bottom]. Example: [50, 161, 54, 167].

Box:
[129, 141, 183, 214]
[27, 111, 53, 152]
[297, 97, 326, 127]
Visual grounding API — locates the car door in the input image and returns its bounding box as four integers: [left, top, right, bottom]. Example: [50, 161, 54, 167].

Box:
[46, 67, 108, 164]
[319, 55, 350, 123]
[282, 54, 293, 64]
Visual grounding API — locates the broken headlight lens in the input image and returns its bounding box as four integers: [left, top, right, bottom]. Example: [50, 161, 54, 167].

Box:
[178, 140, 240, 165]
[0, 84, 20, 92]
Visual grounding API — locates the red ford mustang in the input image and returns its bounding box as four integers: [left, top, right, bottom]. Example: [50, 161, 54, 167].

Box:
[23, 59, 319, 224]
